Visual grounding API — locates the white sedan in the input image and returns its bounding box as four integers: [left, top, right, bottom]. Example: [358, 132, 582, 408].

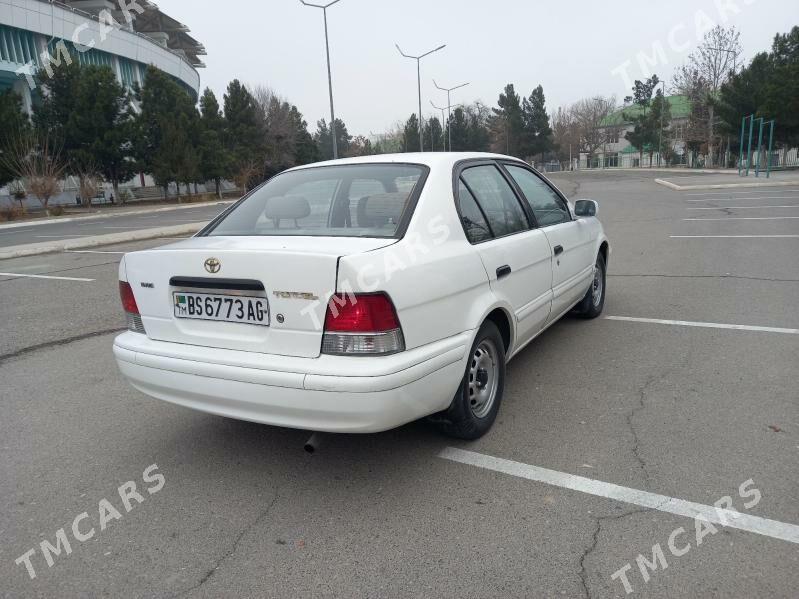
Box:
[114, 153, 609, 439]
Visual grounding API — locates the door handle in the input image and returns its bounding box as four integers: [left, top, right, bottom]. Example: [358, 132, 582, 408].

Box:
[553, 245, 564, 256]
[496, 265, 512, 279]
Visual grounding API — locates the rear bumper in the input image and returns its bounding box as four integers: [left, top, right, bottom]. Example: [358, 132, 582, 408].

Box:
[113, 331, 470, 433]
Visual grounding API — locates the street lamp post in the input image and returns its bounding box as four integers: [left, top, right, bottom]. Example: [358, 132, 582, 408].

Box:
[430, 100, 447, 151]
[433, 80, 469, 152]
[300, 0, 342, 160]
[396, 43, 446, 152]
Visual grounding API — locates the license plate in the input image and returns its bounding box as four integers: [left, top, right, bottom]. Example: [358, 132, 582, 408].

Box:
[173, 292, 269, 326]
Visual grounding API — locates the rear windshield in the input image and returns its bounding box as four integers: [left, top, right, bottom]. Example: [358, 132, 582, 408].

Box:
[205, 164, 427, 238]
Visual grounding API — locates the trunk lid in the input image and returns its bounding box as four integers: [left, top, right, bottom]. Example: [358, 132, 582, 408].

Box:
[122, 236, 396, 358]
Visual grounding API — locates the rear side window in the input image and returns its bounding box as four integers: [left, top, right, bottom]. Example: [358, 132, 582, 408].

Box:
[206, 164, 426, 238]
[460, 165, 530, 238]
[505, 164, 570, 226]
[457, 180, 493, 243]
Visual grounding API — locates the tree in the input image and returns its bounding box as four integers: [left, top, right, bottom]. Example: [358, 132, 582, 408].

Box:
[623, 76, 661, 165]
[550, 105, 580, 165]
[423, 116, 444, 152]
[402, 114, 421, 152]
[134, 66, 199, 198]
[315, 118, 351, 160]
[0, 90, 29, 188]
[448, 107, 470, 151]
[571, 96, 617, 164]
[1, 132, 66, 214]
[490, 84, 524, 156]
[34, 61, 134, 199]
[198, 88, 230, 198]
[224, 79, 265, 191]
[521, 85, 553, 160]
[465, 103, 491, 152]
[673, 26, 741, 165]
[761, 26, 799, 146]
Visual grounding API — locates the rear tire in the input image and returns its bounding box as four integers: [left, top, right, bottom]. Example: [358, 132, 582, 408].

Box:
[432, 320, 505, 440]
[575, 253, 606, 319]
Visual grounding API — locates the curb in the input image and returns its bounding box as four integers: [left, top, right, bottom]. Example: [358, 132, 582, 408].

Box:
[0, 199, 236, 230]
[654, 179, 799, 191]
[0, 222, 206, 260]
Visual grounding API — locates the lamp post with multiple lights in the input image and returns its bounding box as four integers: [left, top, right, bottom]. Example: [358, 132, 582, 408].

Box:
[299, 0, 342, 159]
[433, 79, 469, 153]
[396, 43, 446, 152]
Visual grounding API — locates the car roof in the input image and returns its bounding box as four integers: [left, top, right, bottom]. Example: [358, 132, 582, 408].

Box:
[286, 152, 527, 172]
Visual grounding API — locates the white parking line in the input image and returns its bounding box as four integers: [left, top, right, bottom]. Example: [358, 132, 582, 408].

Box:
[35, 234, 89, 238]
[671, 235, 799, 238]
[606, 316, 799, 335]
[687, 205, 799, 210]
[0, 272, 95, 282]
[684, 216, 799, 221]
[686, 196, 799, 202]
[685, 189, 799, 196]
[439, 448, 799, 545]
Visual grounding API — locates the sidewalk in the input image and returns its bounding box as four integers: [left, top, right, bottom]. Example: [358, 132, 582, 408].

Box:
[0, 198, 237, 230]
[0, 222, 207, 260]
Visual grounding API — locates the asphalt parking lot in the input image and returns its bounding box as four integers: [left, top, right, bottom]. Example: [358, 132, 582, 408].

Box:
[1, 170, 797, 598]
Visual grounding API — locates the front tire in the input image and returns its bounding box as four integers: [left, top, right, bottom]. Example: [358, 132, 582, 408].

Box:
[575, 253, 606, 319]
[433, 321, 506, 440]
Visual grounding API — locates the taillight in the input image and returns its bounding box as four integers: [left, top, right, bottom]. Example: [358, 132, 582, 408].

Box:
[321, 293, 404, 355]
[119, 281, 146, 334]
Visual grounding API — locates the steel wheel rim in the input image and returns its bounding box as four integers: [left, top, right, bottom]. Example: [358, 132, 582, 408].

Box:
[468, 339, 499, 418]
[592, 263, 604, 307]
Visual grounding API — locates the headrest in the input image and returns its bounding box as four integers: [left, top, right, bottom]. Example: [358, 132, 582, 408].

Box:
[357, 193, 408, 228]
[264, 196, 311, 221]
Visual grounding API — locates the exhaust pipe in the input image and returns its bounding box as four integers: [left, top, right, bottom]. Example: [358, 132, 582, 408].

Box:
[304, 432, 325, 454]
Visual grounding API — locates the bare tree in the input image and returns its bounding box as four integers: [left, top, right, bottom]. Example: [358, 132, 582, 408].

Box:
[571, 96, 617, 163]
[674, 26, 742, 166]
[0, 132, 66, 215]
[249, 84, 299, 174]
[551, 106, 580, 166]
[233, 159, 259, 194]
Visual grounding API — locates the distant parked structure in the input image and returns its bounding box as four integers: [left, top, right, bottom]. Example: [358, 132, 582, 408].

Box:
[581, 95, 692, 169]
[0, 0, 204, 112]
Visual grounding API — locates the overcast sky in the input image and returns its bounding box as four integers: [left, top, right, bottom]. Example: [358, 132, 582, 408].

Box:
[156, 0, 798, 136]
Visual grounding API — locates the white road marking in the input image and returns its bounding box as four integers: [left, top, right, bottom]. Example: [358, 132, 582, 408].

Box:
[685, 189, 799, 196]
[684, 216, 799, 221]
[671, 235, 799, 238]
[686, 196, 799, 202]
[606, 316, 799, 335]
[64, 250, 126, 254]
[439, 447, 799, 545]
[0, 272, 95, 282]
[687, 205, 799, 210]
[0, 228, 34, 235]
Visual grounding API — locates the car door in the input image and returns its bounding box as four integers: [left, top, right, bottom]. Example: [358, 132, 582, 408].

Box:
[502, 163, 594, 320]
[456, 163, 553, 348]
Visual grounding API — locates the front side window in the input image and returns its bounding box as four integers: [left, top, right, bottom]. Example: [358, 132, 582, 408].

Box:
[505, 164, 571, 227]
[460, 165, 529, 238]
[205, 164, 426, 238]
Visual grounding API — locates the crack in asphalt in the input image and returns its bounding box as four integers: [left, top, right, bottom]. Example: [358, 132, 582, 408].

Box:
[608, 273, 799, 283]
[173, 487, 281, 598]
[0, 328, 124, 366]
[627, 375, 657, 486]
[578, 497, 674, 599]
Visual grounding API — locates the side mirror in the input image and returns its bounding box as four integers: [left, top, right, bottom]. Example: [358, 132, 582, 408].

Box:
[574, 199, 598, 218]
